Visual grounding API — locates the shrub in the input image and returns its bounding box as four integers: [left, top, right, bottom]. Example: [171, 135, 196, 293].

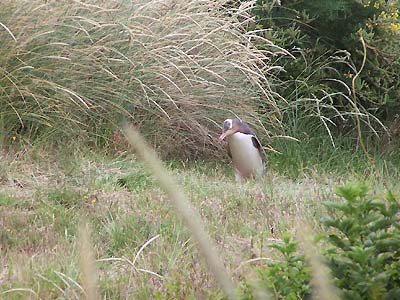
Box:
[239, 183, 400, 300]
[239, 234, 311, 300]
[251, 0, 400, 141]
[323, 183, 400, 299]
[0, 0, 281, 157]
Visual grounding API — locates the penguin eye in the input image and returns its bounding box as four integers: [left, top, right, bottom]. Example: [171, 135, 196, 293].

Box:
[223, 120, 232, 130]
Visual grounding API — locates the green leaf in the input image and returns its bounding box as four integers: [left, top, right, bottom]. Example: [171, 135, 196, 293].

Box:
[323, 201, 353, 214]
[327, 234, 351, 250]
[336, 183, 368, 201]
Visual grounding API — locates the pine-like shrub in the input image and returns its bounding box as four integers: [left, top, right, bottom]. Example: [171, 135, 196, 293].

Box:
[239, 183, 400, 300]
[239, 234, 311, 300]
[323, 183, 400, 299]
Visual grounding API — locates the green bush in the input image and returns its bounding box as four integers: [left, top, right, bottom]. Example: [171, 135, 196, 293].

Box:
[251, 0, 400, 140]
[323, 183, 400, 299]
[239, 234, 311, 300]
[0, 0, 280, 157]
[239, 183, 400, 299]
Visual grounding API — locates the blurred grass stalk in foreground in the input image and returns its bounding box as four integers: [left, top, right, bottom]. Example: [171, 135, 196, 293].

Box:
[296, 221, 338, 300]
[79, 222, 100, 300]
[122, 124, 237, 300]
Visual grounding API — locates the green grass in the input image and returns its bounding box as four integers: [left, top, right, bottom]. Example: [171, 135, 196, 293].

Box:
[1, 0, 399, 298]
[269, 130, 400, 181]
[1, 141, 399, 299]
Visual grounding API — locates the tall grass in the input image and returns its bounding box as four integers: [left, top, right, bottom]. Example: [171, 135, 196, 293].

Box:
[0, 0, 283, 157]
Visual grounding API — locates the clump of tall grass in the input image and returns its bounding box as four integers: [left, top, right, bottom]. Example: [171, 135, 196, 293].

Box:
[0, 0, 282, 157]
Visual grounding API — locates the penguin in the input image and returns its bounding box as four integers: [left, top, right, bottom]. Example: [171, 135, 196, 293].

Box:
[219, 118, 265, 181]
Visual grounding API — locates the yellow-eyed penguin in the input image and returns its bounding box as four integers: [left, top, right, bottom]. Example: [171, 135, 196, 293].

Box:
[219, 118, 265, 181]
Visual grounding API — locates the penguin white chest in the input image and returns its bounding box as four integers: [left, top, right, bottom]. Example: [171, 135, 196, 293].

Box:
[227, 132, 264, 178]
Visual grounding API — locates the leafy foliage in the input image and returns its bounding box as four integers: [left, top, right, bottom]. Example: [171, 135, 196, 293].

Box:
[239, 183, 400, 300]
[323, 183, 400, 299]
[252, 0, 400, 140]
[239, 234, 311, 300]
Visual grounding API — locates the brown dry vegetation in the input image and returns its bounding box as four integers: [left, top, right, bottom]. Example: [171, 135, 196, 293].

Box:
[0, 0, 285, 159]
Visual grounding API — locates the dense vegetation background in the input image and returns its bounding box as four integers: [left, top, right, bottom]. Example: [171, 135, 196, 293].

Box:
[252, 0, 400, 145]
[2, 0, 400, 159]
[1, 0, 400, 299]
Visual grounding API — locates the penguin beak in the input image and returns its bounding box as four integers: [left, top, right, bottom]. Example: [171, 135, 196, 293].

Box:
[219, 129, 232, 141]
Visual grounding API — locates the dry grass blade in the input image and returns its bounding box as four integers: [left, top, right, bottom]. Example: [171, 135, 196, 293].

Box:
[122, 124, 237, 300]
[78, 222, 100, 300]
[234, 257, 272, 273]
[351, 32, 371, 161]
[132, 234, 160, 266]
[0, 288, 39, 298]
[0, 22, 17, 41]
[96, 234, 164, 281]
[96, 256, 164, 279]
[35, 273, 66, 296]
[53, 271, 74, 289]
[296, 221, 338, 300]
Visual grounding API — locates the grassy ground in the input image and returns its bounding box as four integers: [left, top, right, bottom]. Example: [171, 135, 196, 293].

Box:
[1, 140, 399, 299]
